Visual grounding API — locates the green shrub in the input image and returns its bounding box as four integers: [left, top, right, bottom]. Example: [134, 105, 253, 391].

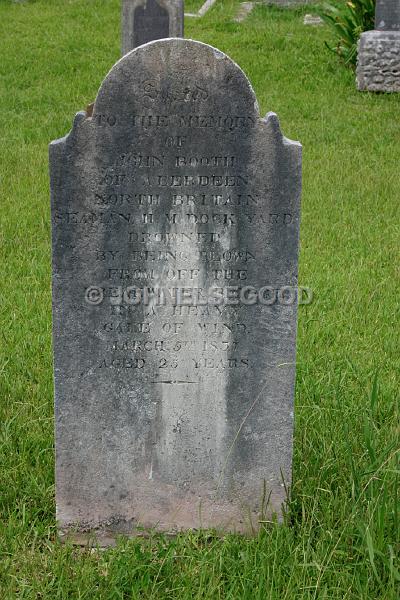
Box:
[320, 0, 375, 67]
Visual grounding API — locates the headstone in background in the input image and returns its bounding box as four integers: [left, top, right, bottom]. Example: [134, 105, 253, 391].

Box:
[375, 0, 400, 30]
[50, 38, 302, 544]
[122, 0, 183, 55]
[357, 0, 400, 91]
[234, 2, 255, 23]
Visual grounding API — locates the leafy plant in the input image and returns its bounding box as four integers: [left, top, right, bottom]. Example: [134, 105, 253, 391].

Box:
[319, 0, 375, 67]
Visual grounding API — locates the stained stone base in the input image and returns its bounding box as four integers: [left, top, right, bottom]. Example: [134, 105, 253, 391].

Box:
[357, 30, 400, 92]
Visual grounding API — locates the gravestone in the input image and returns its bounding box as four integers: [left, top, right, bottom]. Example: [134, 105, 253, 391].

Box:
[357, 0, 400, 91]
[121, 0, 183, 55]
[50, 39, 302, 544]
[376, 0, 400, 30]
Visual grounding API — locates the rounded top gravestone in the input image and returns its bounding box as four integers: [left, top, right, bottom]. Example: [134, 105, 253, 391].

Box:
[121, 0, 184, 55]
[98, 38, 258, 118]
[50, 38, 301, 544]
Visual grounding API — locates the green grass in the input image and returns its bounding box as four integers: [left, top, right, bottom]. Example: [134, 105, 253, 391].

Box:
[0, 0, 399, 598]
[186, 0, 207, 13]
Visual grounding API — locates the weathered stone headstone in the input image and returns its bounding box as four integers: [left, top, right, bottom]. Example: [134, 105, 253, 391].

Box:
[357, 0, 400, 91]
[122, 0, 183, 55]
[50, 39, 302, 544]
[376, 0, 400, 30]
[234, 2, 255, 23]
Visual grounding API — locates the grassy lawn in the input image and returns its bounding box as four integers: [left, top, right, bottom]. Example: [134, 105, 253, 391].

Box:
[0, 0, 399, 597]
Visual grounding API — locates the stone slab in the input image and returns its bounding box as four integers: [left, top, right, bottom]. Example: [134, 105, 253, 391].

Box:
[303, 14, 323, 25]
[198, 0, 218, 16]
[185, 0, 218, 18]
[50, 38, 302, 542]
[121, 0, 183, 55]
[357, 30, 400, 92]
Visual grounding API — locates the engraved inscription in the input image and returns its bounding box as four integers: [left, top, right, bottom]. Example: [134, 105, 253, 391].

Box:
[51, 39, 301, 535]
